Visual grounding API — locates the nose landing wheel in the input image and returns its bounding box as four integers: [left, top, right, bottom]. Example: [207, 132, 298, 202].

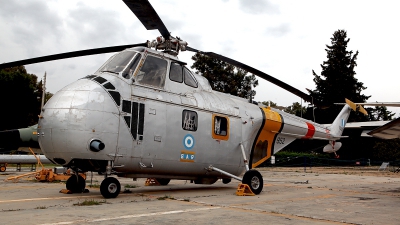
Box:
[100, 177, 121, 198]
[66, 174, 86, 193]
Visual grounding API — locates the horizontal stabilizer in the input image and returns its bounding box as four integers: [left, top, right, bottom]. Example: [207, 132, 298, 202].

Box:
[345, 98, 368, 115]
[345, 98, 356, 111]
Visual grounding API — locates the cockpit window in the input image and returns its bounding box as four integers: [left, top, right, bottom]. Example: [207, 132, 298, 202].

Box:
[136, 55, 167, 88]
[122, 53, 141, 79]
[184, 68, 198, 88]
[169, 62, 183, 83]
[99, 51, 137, 74]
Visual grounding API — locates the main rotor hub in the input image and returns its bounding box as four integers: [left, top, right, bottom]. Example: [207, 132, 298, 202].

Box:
[146, 36, 188, 56]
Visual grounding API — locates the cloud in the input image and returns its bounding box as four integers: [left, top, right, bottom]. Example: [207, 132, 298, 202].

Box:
[0, 0, 63, 56]
[265, 23, 290, 37]
[65, 3, 128, 47]
[238, 0, 279, 15]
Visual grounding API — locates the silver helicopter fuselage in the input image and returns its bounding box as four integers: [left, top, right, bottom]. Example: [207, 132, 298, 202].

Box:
[37, 47, 342, 181]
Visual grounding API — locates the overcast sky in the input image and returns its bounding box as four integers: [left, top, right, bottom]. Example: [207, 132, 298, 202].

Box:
[1, 0, 399, 116]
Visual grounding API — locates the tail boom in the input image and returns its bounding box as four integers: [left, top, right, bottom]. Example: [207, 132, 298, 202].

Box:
[250, 99, 367, 168]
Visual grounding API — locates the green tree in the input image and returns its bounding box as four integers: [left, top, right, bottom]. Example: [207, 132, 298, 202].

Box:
[367, 106, 396, 121]
[0, 66, 45, 130]
[261, 100, 278, 108]
[284, 102, 307, 117]
[307, 30, 370, 124]
[372, 139, 400, 161]
[191, 53, 258, 99]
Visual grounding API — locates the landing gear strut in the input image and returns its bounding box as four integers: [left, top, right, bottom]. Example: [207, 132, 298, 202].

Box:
[100, 177, 121, 198]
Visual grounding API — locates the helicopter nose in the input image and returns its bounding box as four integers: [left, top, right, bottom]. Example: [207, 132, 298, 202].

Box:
[38, 76, 120, 165]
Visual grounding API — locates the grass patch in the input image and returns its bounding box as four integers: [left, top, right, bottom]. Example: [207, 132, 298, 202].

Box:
[124, 184, 138, 188]
[73, 199, 107, 206]
[89, 183, 100, 188]
[2, 209, 20, 212]
[157, 195, 174, 200]
[123, 189, 132, 193]
[35, 206, 47, 209]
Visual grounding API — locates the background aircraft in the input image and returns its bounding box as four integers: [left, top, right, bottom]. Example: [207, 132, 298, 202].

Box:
[336, 102, 400, 139]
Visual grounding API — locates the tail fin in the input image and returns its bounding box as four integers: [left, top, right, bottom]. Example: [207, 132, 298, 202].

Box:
[330, 98, 368, 137]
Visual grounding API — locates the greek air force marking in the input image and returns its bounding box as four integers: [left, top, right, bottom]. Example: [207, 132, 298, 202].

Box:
[183, 134, 195, 150]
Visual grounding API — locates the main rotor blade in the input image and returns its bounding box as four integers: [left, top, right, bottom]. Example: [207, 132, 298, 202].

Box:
[123, 0, 170, 39]
[187, 46, 323, 107]
[0, 43, 147, 70]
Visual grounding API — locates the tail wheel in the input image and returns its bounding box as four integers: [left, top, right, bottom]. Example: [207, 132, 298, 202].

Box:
[242, 170, 263, 195]
[0, 166, 6, 172]
[66, 174, 86, 193]
[100, 177, 121, 198]
[156, 178, 170, 185]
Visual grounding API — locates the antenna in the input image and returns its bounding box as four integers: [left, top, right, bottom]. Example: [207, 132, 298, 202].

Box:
[300, 98, 303, 118]
[41, 72, 46, 111]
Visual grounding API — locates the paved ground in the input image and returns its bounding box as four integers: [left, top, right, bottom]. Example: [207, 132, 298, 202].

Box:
[1, 167, 399, 225]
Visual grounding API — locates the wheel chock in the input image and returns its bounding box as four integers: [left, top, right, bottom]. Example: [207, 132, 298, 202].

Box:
[145, 178, 161, 186]
[59, 189, 73, 194]
[236, 183, 255, 196]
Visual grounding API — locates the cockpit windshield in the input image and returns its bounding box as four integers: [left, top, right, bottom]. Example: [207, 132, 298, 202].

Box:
[98, 51, 137, 74]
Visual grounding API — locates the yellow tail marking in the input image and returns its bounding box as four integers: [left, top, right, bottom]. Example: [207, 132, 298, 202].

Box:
[358, 105, 368, 115]
[345, 98, 357, 111]
[345, 98, 368, 115]
[251, 108, 282, 168]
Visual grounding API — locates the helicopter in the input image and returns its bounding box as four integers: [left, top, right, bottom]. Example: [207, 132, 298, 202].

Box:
[0, 0, 367, 198]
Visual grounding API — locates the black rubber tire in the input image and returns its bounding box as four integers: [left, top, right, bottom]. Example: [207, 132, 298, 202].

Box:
[66, 174, 86, 193]
[156, 178, 171, 185]
[100, 177, 121, 198]
[222, 178, 231, 184]
[0, 166, 6, 172]
[242, 170, 263, 195]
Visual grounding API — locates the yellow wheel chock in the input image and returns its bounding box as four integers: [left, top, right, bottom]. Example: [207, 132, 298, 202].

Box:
[145, 178, 161, 186]
[236, 183, 255, 196]
[59, 189, 73, 194]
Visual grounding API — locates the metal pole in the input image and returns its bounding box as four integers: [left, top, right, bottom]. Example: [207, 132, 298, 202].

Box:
[41, 72, 46, 111]
[240, 143, 249, 171]
[209, 166, 242, 182]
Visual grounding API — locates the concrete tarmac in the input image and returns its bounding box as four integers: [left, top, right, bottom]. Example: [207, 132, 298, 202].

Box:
[1, 167, 399, 225]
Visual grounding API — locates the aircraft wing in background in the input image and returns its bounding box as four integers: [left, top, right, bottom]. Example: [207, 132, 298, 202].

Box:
[367, 117, 400, 139]
[335, 102, 400, 139]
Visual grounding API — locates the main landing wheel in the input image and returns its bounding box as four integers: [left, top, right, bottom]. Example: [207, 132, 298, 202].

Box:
[66, 174, 86, 193]
[0, 165, 6, 172]
[242, 170, 263, 195]
[100, 177, 121, 198]
[156, 178, 171, 185]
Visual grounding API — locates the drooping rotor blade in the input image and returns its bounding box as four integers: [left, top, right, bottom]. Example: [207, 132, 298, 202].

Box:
[187, 46, 324, 107]
[0, 43, 147, 70]
[0, 125, 39, 150]
[123, 0, 170, 39]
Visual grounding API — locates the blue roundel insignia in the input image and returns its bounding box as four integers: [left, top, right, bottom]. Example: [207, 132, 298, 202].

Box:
[183, 134, 195, 150]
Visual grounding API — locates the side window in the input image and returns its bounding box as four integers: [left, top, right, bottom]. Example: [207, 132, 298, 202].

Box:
[182, 110, 198, 131]
[123, 53, 141, 79]
[136, 55, 167, 88]
[212, 115, 229, 140]
[184, 68, 198, 88]
[169, 62, 183, 83]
